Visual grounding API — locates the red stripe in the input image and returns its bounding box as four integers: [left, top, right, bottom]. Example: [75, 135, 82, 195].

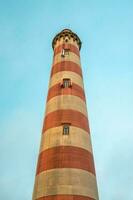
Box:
[54, 43, 80, 57]
[36, 195, 96, 200]
[47, 83, 86, 102]
[51, 61, 82, 77]
[36, 146, 95, 175]
[42, 110, 89, 133]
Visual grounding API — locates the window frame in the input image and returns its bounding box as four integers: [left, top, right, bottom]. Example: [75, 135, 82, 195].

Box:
[63, 124, 70, 135]
[63, 78, 71, 88]
[60, 78, 72, 88]
[64, 48, 69, 56]
[61, 48, 70, 57]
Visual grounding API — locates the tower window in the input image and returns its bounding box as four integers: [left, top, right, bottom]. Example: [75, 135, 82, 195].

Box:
[64, 49, 69, 55]
[62, 78, 72, 88]
[61, 48, 69, 57]
[63, 124, 70, 135]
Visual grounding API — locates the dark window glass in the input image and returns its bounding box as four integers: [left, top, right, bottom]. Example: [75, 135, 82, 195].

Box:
[63, 78, 71, 88]
[63, 124, 69, 135]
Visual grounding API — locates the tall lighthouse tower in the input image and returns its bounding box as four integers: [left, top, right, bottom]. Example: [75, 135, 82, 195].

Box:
[32, 29, 99, 200]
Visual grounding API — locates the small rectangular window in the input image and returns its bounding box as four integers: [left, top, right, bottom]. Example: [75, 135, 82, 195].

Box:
[64, 49, 69, 55]
[63, 124, 69, 135]
[62, 78, 71, 88]
[61, 48, 69, 57]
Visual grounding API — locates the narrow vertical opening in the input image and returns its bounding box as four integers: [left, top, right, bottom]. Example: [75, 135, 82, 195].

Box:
[63, 124, 70, 135]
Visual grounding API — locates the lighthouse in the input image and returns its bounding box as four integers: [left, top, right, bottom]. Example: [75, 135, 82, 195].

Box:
[32, 29, 99, 200]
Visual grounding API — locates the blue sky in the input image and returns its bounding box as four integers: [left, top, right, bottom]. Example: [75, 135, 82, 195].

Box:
[0, 0, 133, 199]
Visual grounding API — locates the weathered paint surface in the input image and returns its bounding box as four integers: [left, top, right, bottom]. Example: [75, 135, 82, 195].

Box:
[32, 29, 99, 200]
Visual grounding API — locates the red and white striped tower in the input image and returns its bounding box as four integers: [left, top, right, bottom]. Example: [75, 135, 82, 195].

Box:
[32, 29, 99, 200]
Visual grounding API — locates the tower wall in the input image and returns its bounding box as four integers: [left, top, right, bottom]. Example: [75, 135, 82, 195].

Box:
[32, 29, 99, 200]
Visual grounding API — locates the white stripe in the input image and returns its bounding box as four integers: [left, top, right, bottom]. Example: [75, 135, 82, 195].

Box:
[40, 126, 92, 153]
[49, 71, 84, 89]
[45, 95, 87, 116]
[33, 168, 99, 200]
[53, 51, 81, 66]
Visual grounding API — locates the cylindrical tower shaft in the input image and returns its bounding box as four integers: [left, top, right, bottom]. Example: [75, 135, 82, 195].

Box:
[33, 29, 99, 200]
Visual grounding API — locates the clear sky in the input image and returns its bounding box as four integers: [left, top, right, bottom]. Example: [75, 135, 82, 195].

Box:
[0, 0, 133, 199]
